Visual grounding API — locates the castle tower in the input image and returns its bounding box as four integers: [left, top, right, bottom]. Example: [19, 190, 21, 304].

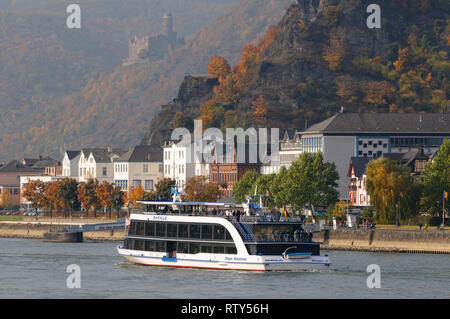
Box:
[163, 13, 176, 45]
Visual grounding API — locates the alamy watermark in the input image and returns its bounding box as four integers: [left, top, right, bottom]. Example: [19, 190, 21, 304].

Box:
[171, 120, 280, 165]
[66, 4, 81, 29]
[366, 264, 381, 289]
[66, 264, 81, 289]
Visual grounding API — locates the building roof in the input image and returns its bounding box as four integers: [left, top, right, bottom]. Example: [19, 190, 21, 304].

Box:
[65, 150, 81, 160]
[302, 113, 450, 135]
[0, 160, 42, 173]
[348, 157, 372, 178]
[31, 157, 60, 169]
[383, 150, 429, 166]
[90, 149, 125, 163]
[115, 145, 162, 162]
[21, 158, 39, 166]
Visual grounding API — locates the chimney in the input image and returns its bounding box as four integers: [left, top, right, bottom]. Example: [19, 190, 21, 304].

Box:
[108, 146, 112, 153]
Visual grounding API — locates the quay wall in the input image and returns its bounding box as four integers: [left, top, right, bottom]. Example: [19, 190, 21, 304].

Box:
[314, 229, 450, 254]
[0, 222, 124, 241]
[1, 222, 449, 254]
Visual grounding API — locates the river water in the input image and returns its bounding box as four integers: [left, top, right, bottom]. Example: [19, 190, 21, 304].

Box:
[0, 238, 448, 299]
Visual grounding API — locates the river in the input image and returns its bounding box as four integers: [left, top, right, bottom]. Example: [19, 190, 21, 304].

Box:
[0, 238, 448, 299]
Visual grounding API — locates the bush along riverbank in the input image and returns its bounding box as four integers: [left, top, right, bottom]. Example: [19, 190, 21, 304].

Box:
[314, 228, 450, 254]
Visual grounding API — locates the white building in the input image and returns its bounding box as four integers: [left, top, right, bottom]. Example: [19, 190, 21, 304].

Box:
[78, 148, 125, 184]
[261, 129, 303, 175]
[301, 113, 450, 199]
[114, 145, 163, 191]
[62, 150, 81, 178]
[163, 140, 196, 190]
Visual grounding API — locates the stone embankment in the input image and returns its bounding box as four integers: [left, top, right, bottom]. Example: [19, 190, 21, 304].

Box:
[1, 222, 449, 254]
[314, 228, 450, 254]
[0, 221, 124, 241]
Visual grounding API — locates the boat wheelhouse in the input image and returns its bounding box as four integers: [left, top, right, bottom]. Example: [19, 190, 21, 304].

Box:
[117, 198, 330, 271]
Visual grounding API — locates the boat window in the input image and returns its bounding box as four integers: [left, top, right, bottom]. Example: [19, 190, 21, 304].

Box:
[189, 243, 200, 254]
[167, 223, 178, 238]
[201, 225, 213, 240]
[136, 222, 145, 236]
[155, 223, 166, 237]
[124, 238, 134, 250]
[145, 222, 155, 236]
[145, 240, 154, 251]
[213, 246, 225, 254]
[129, 221, 137, 235]
[134, 239, 144, 251]
[177, 242, 189, 253]
[154, 241, 166, 252]
[200, 245, 212, 253]
[225, 229, 233, 241]
[213, 225, 225, 240]
[225, 246, 237, 254]
[189, 224, 201, 239]
[178, 224, 189, 238]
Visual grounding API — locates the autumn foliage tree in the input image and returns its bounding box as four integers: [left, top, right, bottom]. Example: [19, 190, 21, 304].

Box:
[22, 180, 46, 213]
[184, 176, 220, 202]
[323, 29, 346, 71]
[207, 54, 231, 81]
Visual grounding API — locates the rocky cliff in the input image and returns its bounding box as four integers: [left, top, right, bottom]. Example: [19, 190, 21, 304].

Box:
[140, 75, 219, 146]
[141, 0, 449, 147]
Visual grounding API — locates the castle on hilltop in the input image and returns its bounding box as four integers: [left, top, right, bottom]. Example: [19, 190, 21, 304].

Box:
[123, 13, 185, 66]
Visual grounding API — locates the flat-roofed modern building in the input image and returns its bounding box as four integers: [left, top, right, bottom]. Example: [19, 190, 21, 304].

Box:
[301, 113, 450, 199]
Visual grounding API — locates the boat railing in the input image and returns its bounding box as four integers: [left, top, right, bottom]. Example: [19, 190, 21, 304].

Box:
[227, 216, 255, 242]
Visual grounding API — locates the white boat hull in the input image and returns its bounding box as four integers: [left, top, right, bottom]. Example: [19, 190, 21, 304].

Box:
[117, 246, 330, 272]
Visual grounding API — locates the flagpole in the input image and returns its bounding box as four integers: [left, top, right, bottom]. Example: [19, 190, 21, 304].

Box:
[443, 190, 446, 230]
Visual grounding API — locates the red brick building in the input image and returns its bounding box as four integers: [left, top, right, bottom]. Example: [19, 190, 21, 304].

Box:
[211, 143, 261, 198]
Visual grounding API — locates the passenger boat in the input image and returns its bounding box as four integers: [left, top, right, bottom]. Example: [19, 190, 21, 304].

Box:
[117, 192, 330, 271]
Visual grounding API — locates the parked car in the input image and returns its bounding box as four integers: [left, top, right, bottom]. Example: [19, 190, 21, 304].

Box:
[12, 211, 21, 216]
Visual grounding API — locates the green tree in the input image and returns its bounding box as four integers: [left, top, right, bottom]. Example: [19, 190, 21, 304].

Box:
[421, 139, 450, 216]
[284, 152, 339, 211]
[58, 178, 80, 217]
[155, 178, 174, 200]
[232, 170, 260, 202]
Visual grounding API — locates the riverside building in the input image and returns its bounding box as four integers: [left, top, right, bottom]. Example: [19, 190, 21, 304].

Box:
[300, 113, 450, 199]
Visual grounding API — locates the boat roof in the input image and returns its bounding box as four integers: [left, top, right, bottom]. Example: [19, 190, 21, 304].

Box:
[137, 200, 242, 207]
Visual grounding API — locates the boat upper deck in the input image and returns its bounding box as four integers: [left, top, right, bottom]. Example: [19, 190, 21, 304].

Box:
[133, 210, 304, 225]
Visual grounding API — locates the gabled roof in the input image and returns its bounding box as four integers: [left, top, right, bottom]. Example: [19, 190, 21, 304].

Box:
[302, 113, 450, 135]
[65, 150, 81, 160]
[90, 149, 125, 163]
[115, 145, 162, 162]
[21, 158, 39, 166]
[348, 157, 372, 178]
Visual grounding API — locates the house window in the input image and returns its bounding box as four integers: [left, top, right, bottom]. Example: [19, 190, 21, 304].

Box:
[133, 180, 141, 188]
[102, 167, 107, 176]
[143, 164, 148, 173]
[145, 180, 154, 191]
[158, 164, 163, 173]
